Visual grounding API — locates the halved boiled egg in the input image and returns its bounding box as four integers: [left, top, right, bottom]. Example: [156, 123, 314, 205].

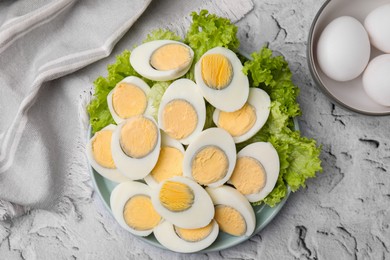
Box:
[213, 88, 271, 143]
[158, 79, 206, 145]
[228, 142, 280, 202]
[183, 128, 236, 187]
[206, 185, 255, 237]
[111, 115, 161, 180]
[130, 40, 194, 81]
[144, 133, 185, 188]
[86, 124, 129, 183]
[194, 46, 249, 112]
[110, 181, 162, 236]
[154, 220, 219, 253]
[151, 176, 214, 229]
[107, 76, 153, 124]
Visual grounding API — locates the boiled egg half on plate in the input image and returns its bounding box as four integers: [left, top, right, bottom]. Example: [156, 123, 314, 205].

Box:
[110, 181, 162, 236]
[154, 220, 219, 253]
[213, 88, 271, 143]
[229, 142, 280, 202]
[183, 127, 237, 187]
[206, 185, 255, 237]
[194, 46, 249, 112]
[107, 76, 154, 124]
[111, 115, 161, 180]
[130, 40, 194, 81]
[144, 132, 185, 188]
[151, 176, 215, 229]
[86, 124, 129, 183]
[158, 79, 206, 145]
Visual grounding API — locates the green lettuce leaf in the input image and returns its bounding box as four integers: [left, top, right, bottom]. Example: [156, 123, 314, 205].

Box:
[262, 176, 288, 207]
[143, 29, 182, 43]
[87, 75, 116, 134]
[185, 9, 239, 60]
[248, 102, 322, 206]
[240, 48, 322, 206]
[243, 47, 301, 118]
[147, 81, 171, 120]
[184, 9, 240, 80]
[87, 50, 140, 133]
[204, 102, 216, 129]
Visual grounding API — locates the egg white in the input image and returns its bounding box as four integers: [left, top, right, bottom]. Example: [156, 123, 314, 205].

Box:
[130, 40, 194, 81]
[151, 176, 215, 229]
[364, 4, 390, 54]
[111, 115, 161, 180]
[144, 132, 185, 188]
[316, 16, 370, 82]
[183, 127, 236, 188]
[158, 79, 206, 145]
[206, 185, 255, 237]
[213, 88, 271, 143]
[107, 76, 154, 124]
[86, 124, 130, 183]
[110, 181, 160, 237]
[362, 54, 390, 107]
[230, 142, 280, 202]
[194, 46, 249, 112]
[153, 220, 219, 253]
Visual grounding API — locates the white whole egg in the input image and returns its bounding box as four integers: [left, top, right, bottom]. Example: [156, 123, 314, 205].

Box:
[206, 185, 255, 237]
[151, 176, 215, 229]
[316, 16, 370, 82]
[110, 181, 162, 237]
[228, 142, 280, 202]
[362, 54, 390, 107]
[213, 88, 271, 143]
[365, 4, 390, 53]
[130, 40, 194, 81]
[153, 220, 219, 253]
[144, 132, 185, 188]
[194, 46, 249, 112]
[86, 124, 130, 183]
[111, 115, 161, 180]
[158, 79, 206, 145]
[183, 127, 236, 187]
[107, 76, 153, 124]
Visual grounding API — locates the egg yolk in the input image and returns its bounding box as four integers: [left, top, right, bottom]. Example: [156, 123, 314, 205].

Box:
[120, 116, 158, 158]
[92, 130, 116, 169]
[191, 146, 228, 185]
[201, 53, 233, 90]
[123, 195, 161, 231]
[162, 99, 198, 140]
[150, 43, 192, 71]
[159, 181, 194, 212]
[112, 83, 147, 119]
[218, 103, 256, 136]
[174, 221, 214, 242]
[215, 205, 246, 236]
[230, 157, 267, 195]
[151, 146, 184, 183]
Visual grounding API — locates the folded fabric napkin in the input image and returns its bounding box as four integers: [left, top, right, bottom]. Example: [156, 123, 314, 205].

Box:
[0, 0, 254, 220]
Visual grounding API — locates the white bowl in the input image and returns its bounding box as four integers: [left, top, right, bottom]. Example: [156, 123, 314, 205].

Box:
[308, 0, 390, 115]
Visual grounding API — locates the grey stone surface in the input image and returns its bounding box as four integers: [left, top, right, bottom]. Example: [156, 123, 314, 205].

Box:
[1, 0, 390, 259]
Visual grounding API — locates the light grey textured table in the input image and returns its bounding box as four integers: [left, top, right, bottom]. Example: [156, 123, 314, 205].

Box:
[1, 0, 390, 259]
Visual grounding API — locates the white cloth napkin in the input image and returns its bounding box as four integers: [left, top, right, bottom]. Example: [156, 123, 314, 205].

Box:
[0, 0, 254, 220]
